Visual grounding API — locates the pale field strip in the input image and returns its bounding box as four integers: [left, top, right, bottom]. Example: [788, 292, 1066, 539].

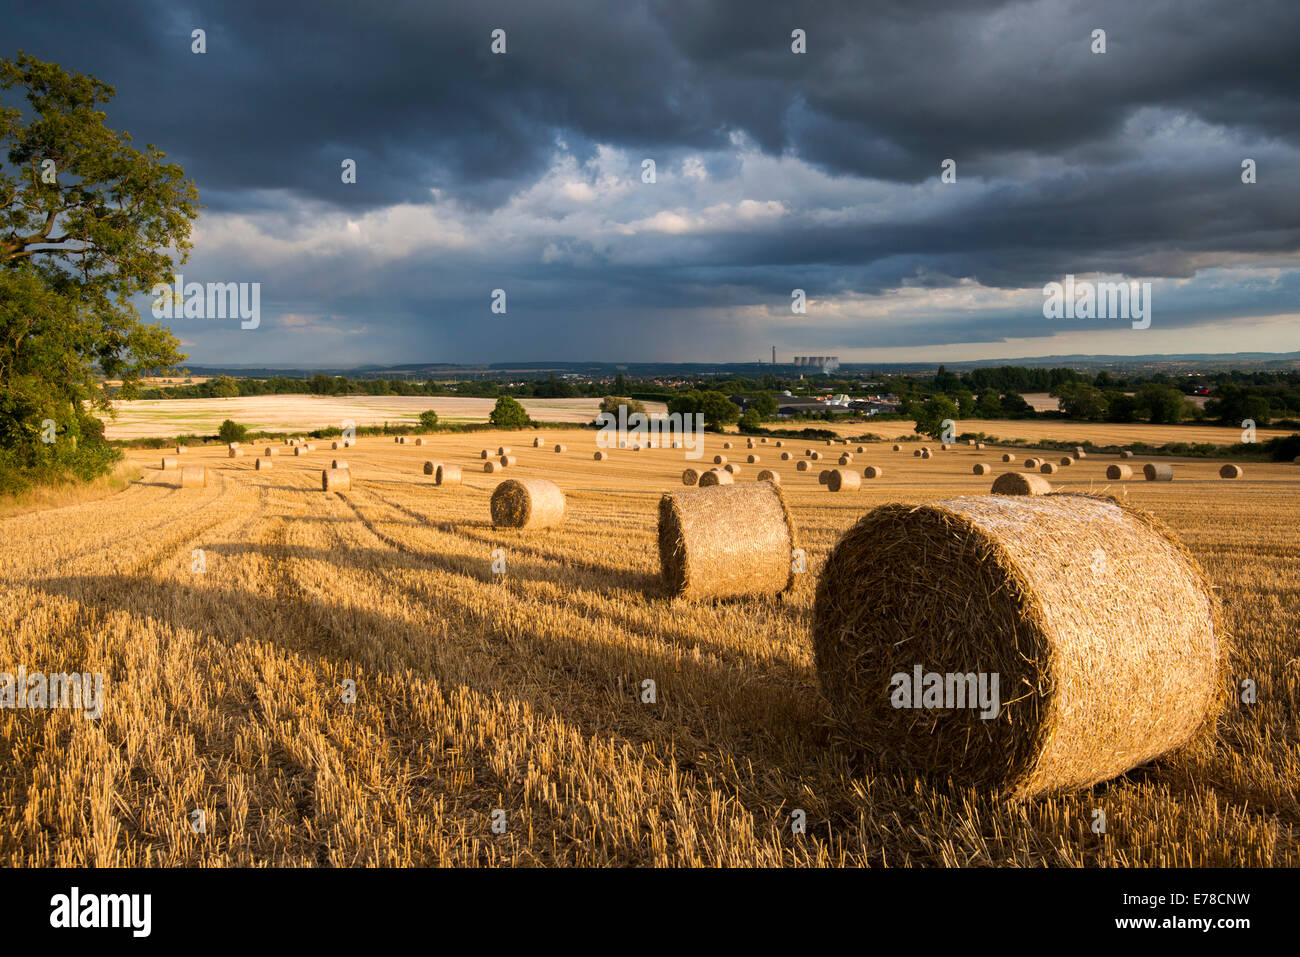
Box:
[1, 428, 1297, 865]
[101, 396, 669, 440]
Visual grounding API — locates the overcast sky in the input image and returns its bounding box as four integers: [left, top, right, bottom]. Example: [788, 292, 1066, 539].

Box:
[7, 0, 1300, 366]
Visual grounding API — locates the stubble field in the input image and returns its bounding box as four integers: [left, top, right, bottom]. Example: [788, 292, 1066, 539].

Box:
[1, 429, 1297, 866]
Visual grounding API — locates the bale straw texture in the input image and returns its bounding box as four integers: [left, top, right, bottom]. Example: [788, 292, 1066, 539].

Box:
[490, 478, 566, 529]
[682, 468, 701, 486]
[322, 468, 351, 491]
[811, 493, 1225, 800]
[991, 472, 1051, 496]
[435, 464, 461, 486]
[1144, 463, 1174, 482]
[1106, 464, 1134, 480]
[973, 463, 991, 475]
[658, 481, 797, 600]
[1219, 464, 1243, 479]
[827, 468, 860, 492]
[864, 466, 884, 479]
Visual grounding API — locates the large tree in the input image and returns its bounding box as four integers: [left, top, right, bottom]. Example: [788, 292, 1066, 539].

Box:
[1, 52, 198, 486]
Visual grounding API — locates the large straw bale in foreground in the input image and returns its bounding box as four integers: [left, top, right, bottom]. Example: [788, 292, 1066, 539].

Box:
[491, 478, 565, 529]
[322, 468, 351, 491]
[658, 481, 797, 600]
[811, 493, 1225, 800]
[180, 466, 206, 488]
[991, 472, 1051, 495]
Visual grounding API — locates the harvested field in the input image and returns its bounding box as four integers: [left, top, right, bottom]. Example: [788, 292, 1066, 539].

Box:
[0, 429, 1297, 866]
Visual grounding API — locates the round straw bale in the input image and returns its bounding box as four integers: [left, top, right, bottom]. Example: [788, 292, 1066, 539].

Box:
[1023, 458, 1041, 469]
[1106, 464, 1133, 480]
[554, 444, 567, 453]
[682, 468, 701, 486]
[498, 446, 511, 456]
[294, 446, 308, 456]
[941, 443, 951, 451]
[920, 451, 932, 460]
[1074, 447, 1086, 457]
[838, 453, 853, 465]
[803, 448, 813, 456]
[796, 460, 810, 472]
[818, 469, 831, 485]
[827, 468, 860, 491]
[856, 446, 866, 454]
[500, 454, 517, 467]
[975, 442, 985, 450]
[481, 449, 491, 459]
[698, 468, 734, 486]
[991, 471, 1052, 495]
[161, 456, 179, 470]
[812, 493, 1224, 799]
[864, 465, 884, 479]
[1143, 463, 1174, 482]
[322, 468, 350, 491]
[175, 446, 186, 454]
[1040, 462, 1058, 474]
[913, 449, 922, 457]
[746, 440, 755, 449]
[966, 438, 976, 446]
[264, 447, 278, 456]
[658, 481, 796, 600]
[415, 438, 426, 446]
[304, 443, 316, 451]
[423, 460, 437, 475]
[1059, 456, 1074, 466]
[826, 439, 834, 446]
[533, 437, 544, 447]
[775, 440, 784, 447]
[1002, 453, 1016, 463]
[892, 444, 902, 451]
[228, 448, 244, 458]
[713, 454, 728, 465]
[484, 461, 500, 473]
[757, 469, 781, 484]
[435, 464, 461, 486]
[1120, 450, 1133, 458]
[1219, 463, 1243, 479]
[781, 451, 792, 460]
[331, 459, 348, 469]
[723, 442, 733, 449]
[748, 454, 761, 463]
[810, 451, 823, 461]
[593, 450, 607, 461]
[972, 463, 991, 475]
[331, 441, 342, 450]
[394, 436, 402, 444]
[255, 457, 272, 470]
[723, 463, 741, 475]
[180, 466, 205, 487]
[490, 478, 565, 529]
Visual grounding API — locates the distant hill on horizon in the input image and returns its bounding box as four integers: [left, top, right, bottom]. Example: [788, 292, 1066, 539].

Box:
[176, 351, 1300, 380]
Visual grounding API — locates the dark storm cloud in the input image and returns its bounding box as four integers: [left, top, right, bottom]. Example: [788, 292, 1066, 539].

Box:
[6, 0, 1300, 362]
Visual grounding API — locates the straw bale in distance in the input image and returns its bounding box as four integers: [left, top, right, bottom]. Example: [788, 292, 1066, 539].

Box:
[810, 451, 822, 461]
[322, 468, 350, 491]
[415, 438, 425, 446]
[892, 444, 902, 451]
[228, 449, 244, 458]
[723, 463, 741, 475]
[593, 451, 606, 461]
[838, 454, 853, 465]
[435, 464, 461, 486]
[757, 469, 780, 484]
[991, 471, 1051, 495]
[775, 440, 784, 447]
[818, 469, 831, 485]
[1002, 453, 1016, 463]
[533, 437, 544, 447]
[972, 463, 991, 475]
[781, 451, 792, 460]
[264, 447, 278, 456]
[255, 457, 272, 470]
[175, 446, 185, 454]
[913, 449, 923, 457]
[331, 459, 347, 469]
[1106, 464, 1134, 480]
[1121, 450, 1134, 458]
[921, 451, 932, 459]
[1144, 463, 1174, 482]
[864, 465, 883, 479]
[481, 449, 491, 459]
[332, 441, 342, 450]
[723, 442, 733, 449]
[161, 456, 179, 470]
[423, 461, 437, 475]
[748, 454, 761, 463]
[796, 460, 810, 472]
[500, 455, 517, 467]
[1024, 458, 1041, 469]
[484, 461, 500, 473]
[658, 481, 797, 600]
[856, 446, 866, 453]
[1040, 462, 1058, 474]
[827, 468, 860, 491]
[554, 444, 566, 453]
[1060, 456, 1074, 466]
[490, 478, 565, 529]
[713, 455, 728, 465]
[179, 466, 205, 487]
[498, 446, 511, 455]
[811, 493, 1224, 800]
[1219, 464, 1243, 479]
[682, 468, 701, 486]
[698, 468, 733, 486]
